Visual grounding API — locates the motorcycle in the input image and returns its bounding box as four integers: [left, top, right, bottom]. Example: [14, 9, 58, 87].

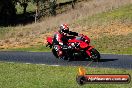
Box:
[46, 34, 100, 61]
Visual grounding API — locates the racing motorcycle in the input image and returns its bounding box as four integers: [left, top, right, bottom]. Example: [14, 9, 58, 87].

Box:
[46, 34, 100, 61]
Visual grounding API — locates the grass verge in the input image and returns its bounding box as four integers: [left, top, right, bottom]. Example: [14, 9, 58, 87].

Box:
[0, 62, 131, 88]
[4, 45, 51, 52]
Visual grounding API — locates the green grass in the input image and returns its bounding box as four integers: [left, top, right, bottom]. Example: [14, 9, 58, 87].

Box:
[91, 33, 132, 54]
[76, 4, 132, 26]
[0, 62, 131, 88]
[5, 45, 51, 52]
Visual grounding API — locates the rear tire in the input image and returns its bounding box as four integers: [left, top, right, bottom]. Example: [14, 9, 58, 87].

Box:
[90, 48, 100, 61]
[52, 49, 69, 61]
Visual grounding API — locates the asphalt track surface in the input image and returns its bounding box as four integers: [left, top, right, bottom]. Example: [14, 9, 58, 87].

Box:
[0, 51, 132, 69]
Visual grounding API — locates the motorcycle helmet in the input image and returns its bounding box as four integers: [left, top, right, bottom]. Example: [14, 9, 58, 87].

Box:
[59, 24, 69, 35]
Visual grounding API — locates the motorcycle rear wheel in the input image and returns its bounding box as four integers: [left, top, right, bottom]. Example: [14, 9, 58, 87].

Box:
[52, 49, 59, 58]
[52, 49, 69, 61]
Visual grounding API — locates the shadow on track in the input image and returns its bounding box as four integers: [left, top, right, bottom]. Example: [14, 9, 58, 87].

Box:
[69, 58, 118, 62]
[99, 59, 118, 62]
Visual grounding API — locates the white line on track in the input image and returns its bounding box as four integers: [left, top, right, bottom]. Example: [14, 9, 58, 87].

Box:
[49, 65, 60, 66]
[0, 61, 60, 67]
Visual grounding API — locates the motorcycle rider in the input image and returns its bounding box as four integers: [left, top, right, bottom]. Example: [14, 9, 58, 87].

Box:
[53, 23, 80, 60]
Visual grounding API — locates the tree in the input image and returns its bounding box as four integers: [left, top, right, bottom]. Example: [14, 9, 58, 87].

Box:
[49, 0, 57, 16]
[0, 0, 16, 18]
[15, 0, 29, 14]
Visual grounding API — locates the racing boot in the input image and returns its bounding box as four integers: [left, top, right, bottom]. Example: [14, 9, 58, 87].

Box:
[59, 56, 65, 60]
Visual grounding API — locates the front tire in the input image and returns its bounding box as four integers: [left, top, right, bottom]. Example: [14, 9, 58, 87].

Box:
[90, 48, 100, 61]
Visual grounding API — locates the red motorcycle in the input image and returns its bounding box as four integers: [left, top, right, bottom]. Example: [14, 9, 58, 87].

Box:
[46, 34, 100, 61]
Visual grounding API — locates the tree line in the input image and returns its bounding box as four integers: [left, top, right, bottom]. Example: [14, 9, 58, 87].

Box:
[0, 0, 77, 26]
[0, 0, 58, 18]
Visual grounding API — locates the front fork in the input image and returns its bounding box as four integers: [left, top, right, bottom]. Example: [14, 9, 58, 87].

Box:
[85, 46, 94, 57]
